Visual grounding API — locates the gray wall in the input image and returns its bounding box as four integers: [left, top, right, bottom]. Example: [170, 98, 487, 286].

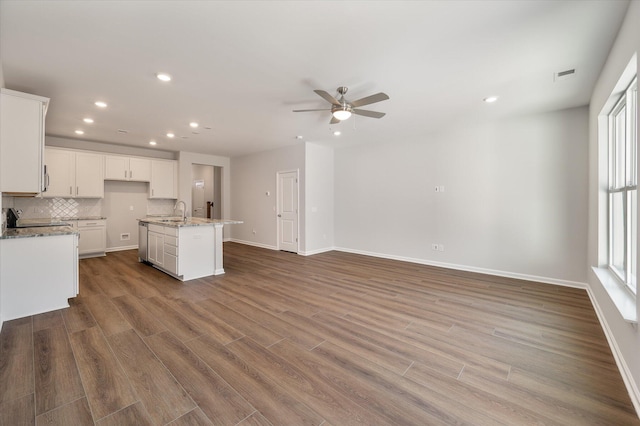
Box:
[103, 181, 148, 250]
[230, 144, 305, 250]
[334, 106, 588, 285]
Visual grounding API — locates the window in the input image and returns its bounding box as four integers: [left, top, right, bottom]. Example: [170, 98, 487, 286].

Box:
[608, 77, 638, 294]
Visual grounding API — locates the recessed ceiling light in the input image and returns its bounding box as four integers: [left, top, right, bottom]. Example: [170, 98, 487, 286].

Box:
[94, 101, 107, 108]
[189, 122, 199, 128]
[181, 136, 189, 139]
[75, 130, 84, 135]
[296, 135, 303, 140]
[83, 118, 94, 124]
[333, 131, 341, 136]
[117, 129, 129, 134]
[192, 132, 199, 135]
[483, 96, 499, 103]
[166, 132, 175, 138]
[149, 141, 157, 145]
[156, 73, 172, 82]
[204, 126, 212, 130]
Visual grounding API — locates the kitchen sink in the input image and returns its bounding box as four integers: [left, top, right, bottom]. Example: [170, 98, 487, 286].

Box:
[157, 219, 186, 223]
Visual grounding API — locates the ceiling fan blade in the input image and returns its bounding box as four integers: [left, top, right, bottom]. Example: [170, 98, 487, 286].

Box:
[293, 108, 331, 112]
[350, 92, 389, 108]
[314, 90, 341, 105]
[330, 116, 340, 124]
[353, 109, 386, 119]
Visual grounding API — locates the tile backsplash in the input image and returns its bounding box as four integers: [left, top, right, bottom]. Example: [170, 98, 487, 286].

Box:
[4, 196, 175, 220]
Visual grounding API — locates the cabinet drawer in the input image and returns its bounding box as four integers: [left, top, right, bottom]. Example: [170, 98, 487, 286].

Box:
[164, 227, 178, 237]
[149, 224, 164, 233]
[164, 235, 178, 247]
[77, 219, 105, 228]
[164, 243, 178, 256]
[164, 253, 178, 274]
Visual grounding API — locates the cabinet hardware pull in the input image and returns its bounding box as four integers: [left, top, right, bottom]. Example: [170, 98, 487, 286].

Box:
[70, 186, 72, 195]
[124, 170, 127, 179]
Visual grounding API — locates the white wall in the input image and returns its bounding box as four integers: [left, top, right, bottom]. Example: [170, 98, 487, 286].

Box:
[588, 0, 640, 412]
[335, 106, 589, 286]
[304, 142, 334, 255]
[230, 144, 305, 250]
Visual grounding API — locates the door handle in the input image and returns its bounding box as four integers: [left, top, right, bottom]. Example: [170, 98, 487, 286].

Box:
[277, 214, 282, 217]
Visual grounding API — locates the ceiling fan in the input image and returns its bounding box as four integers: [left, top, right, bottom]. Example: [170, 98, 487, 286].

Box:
[293, 86, 389, 124]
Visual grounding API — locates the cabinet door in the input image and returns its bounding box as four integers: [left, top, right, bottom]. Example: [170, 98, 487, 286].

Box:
[129, 157, 151, 182]
[104, 155, 128, 180]
[0, 90, 47, 194]
[75, 152, 104, 198]
[148, 231, 164, 266]
[150, 160, 177, 199]
[44, 148, 75, 197]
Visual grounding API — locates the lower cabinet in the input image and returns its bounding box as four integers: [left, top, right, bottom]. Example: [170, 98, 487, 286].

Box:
[144, 223, 215, 281]
[148, 224, 165, 266]
[74, 219, 106, 258]
[0, 233, 78, 323]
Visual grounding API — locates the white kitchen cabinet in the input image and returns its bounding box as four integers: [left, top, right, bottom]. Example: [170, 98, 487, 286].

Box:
[44, 147, 104, 198]
[150, 159, 177, 199]
[0, 89, 49, 195]
[73, 219, 106, 258]
[105, 155, 151, 182]
[143, 222, 215, 281]
[147, 224, 165, 267]
[0, 233, 78, 323]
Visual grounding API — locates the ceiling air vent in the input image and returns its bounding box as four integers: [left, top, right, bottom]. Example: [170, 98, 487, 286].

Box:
[554, 68, 576, 82]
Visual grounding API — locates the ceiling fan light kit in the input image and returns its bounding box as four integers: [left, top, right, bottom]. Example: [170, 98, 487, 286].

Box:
[294, 85, 389, 124]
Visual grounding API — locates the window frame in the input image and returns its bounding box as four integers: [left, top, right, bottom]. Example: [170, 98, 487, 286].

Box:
[608, 77, 638, 295]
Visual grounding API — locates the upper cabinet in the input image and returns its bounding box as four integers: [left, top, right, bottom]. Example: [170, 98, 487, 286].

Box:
[44, 147, 104, 198]
[105, 155, 151, 182]
[0, 89, 49, 194]
[150, 159, 178, 199]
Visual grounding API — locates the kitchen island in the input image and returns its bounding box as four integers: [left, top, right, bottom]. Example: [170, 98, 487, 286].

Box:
[138, 217, 242, 281]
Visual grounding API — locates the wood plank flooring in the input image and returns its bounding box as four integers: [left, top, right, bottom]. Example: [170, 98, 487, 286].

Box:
[1, 242, 639, 425]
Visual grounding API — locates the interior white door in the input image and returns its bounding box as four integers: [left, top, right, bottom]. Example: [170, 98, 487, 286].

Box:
[278, 170, 298, 253]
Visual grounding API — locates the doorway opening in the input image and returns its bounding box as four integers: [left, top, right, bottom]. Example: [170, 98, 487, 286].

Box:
[191, 164, 222, 219]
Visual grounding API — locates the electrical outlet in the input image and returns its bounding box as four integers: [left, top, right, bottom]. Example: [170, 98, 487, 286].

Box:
[431, 243, 439, 250]
[252, 229, 256, 235]
[438, 244, 445, 252]
[120, 233, 130, 241]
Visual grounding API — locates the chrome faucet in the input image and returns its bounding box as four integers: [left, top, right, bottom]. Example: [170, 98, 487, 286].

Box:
[174, 200, 187, 221]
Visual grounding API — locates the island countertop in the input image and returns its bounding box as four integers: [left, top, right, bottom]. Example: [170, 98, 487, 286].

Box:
[138, 216, 243, 228]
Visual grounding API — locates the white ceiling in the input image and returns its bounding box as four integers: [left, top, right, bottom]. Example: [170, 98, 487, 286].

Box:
[0, 0, 630, 157]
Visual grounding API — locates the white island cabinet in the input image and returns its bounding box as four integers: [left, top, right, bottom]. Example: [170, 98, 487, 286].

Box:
[140, 217, 241, 281]
[0, 232, 78, 325]
[146, 222, 216, 280]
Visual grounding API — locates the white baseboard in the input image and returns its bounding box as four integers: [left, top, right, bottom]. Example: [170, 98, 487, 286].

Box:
[229, 239, 277, 251]
[299, 247, 334, 256]
[585, 285, 640, 417]
[333, 246, 587, 289]
[106, 245, 138, 252]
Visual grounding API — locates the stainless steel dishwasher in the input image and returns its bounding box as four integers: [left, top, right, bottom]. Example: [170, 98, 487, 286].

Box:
[138, 221, 148, 262]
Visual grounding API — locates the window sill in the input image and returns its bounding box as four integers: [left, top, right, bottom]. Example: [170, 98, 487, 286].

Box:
[592, 267, 637, 323]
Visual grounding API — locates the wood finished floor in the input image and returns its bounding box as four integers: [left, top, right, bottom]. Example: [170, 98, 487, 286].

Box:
[1, 242, 639, 425]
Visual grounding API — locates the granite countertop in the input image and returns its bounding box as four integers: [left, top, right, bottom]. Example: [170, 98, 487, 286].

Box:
[138, 216, 243, 228]
[1, 226, 78, 240]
